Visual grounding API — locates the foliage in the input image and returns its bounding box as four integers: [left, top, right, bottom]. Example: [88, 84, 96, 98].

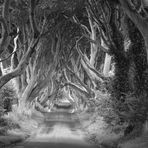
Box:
[104, 68, 148, 135]
[96, 1, 148, 137]
[0, 84, 16, 115]
[0, 84, 18, 135]
[125, 16, 147, 93]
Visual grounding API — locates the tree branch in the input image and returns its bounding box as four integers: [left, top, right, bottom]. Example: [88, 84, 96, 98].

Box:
[119, 0, 148, 35]
[82, 34, 109, 53]
[64, 82, 91, 97]
[0, 0, 12, 56]
[29, 0, 40, 38]
[0, 40, 28, 63]
[75, 38, 105, 81]
[0, 17, 10, 55]
[66, 65, 93, 95]
[0, 34, 42, 88]
[119, 0, 148, 62]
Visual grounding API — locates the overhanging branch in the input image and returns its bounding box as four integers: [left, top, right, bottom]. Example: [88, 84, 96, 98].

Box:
[75, 38, 106, 81]
[0, 38, 28, 63]
[64, 82, 91, 97]
[29, 0, 40, 38]
[66, 65, 93, 95]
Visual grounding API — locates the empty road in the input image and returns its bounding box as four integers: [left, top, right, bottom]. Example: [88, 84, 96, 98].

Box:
[13, 111, 99, 148]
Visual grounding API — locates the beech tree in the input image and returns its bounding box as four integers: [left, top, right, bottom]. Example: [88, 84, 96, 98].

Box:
[119, 0, 148, 62]
[0, 0, 148, 133]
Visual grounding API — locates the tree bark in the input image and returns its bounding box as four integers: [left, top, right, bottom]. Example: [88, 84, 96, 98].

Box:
[0, 0, 11, 55]
[0, 67, 2, 76]
[0, 60, 4, 75]
[86, 8, 99, 67]
[103, 53, 112, 77]
[0, 36, 40, 88]
[20, 74, 36, 107]
[119, 0, 148, 63]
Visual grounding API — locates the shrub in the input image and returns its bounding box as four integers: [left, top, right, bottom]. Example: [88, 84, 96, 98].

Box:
[0, 84, 17, 115]
[0, 84, 18, 135]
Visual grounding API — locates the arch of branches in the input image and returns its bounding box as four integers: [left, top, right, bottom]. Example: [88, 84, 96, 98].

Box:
[0, 0, 148, 118]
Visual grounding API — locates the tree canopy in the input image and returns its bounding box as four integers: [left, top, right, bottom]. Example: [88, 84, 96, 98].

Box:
[0, 0, 148, 131]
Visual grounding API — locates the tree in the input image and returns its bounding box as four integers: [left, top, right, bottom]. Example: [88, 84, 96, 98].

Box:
[119, 0, 148, 63]
[0, 1, 148, 137]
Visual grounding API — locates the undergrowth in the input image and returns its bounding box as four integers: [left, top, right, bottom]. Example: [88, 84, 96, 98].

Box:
[3, 108, 39, 135]
[0, 84, 18, 135]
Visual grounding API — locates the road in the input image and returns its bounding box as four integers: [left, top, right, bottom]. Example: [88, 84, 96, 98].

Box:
[14, 111, 99, 148]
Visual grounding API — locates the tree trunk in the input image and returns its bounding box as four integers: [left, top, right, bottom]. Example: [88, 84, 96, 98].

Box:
[12, 76, 22, 97]
[19, 74, 36, 107]
[103, 53, 112, 77]
[125, 16, 147, 92]
[119, 0, 148, 63]
[0, 67, 2, 76]
[87, 8, 98, 67]
[0, 68, 22, 88]
[143, 35, 148, 60]
[0, 60, 4, 75]
[21, 71, 28, 93]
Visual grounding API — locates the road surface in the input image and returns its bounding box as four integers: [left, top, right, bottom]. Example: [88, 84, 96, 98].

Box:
[13, 111, 99, 148]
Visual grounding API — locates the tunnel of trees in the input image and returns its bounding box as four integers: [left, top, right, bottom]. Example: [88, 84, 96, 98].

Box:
[0, 0, 148, 138]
